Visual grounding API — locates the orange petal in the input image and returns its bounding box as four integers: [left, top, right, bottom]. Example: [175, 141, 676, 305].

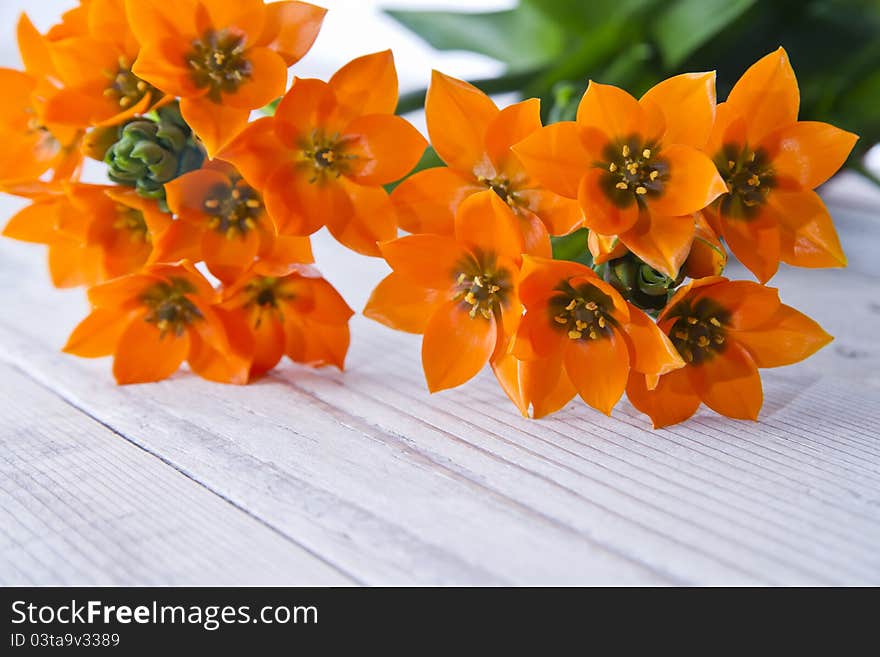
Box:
[179, 97, 250, 157]
[390, 167, 481, 235]
[48, 241, 102, 288]
[326, 179, 396, 257]
[264, 163, 351, 235]
[249, 313, 286, 377]
[766, 121, 858, 190]
[626, 368, 700, 429]
[112, 316, 189, 384]
[124, 0, 195, 45]
[578, 168, 640, 236]
[516, 189, 583, 237]
[684, 212, 727, 278]
[640, 72, 716, 148]
[517, 255, 594, 307]
[768, 190, 846, 268]
[274, 77, 341, 145]
[692, 279, 781, 330]
[426, 70, 497, 173]
[517, 210, 553, 258]
[651, 144, 727, 217]
[216, 117, 287, 189]
[187, 316, 252, 384]
[281, 276, 353, 325]
[726, 47, 799, 143]
[576, 80, 645, 140]
[484, 98, 542, 175]
[364, 271, 444, 334]
[690, 341, 762, 421]
[563, 328, 630, 415]
[149, 220, 203, 264]
[63, 308, 131, 357]
[619, 212, 695, 279]
[164, 168, 229, 214]
[283, 313, 350, 369]
[492, 351, 576, 419]
[512, 122, 591, 198]
[263, 233, 314, 266]
[719, 207, 781, 283]
[2, 198, 58, 243]
[454, 190, 523, 260]
[329, 50, 398, 118]
[17, 14, 55, 79]
[345, 114, 427, 186]
[512, 300, 563, 361]
[202, 228, 260, 283]
[422, 300, 497, 392]
[622, 306, 684, 379]
[257, 0, 326, 66]
[221, 47, 288, 110]
[132, 37, 203, 98]
[197, 0, 266, 41]
[379, 233, 464, 290]
[733, 304, 832, 368]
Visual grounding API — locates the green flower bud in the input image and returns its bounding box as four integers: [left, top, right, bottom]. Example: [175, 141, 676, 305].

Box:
[599, 253, 683, 313]
[104, 103, 205, 210]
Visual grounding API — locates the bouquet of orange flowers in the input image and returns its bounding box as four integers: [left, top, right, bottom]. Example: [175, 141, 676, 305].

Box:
[1, 0, 857, 429]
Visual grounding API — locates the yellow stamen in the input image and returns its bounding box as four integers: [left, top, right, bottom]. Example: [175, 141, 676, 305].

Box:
[727, 160, 735, 169]
[473, 277, 483, 287]
[565, 299, 577, 311]
[575, 320, 587, 330]
[635, 186, 647, 195]
[554, 315, 568, 324]
[622, 145, 630, 157]
[697, 336, 710, 347]
[231, 189, 241, 200]
[245, 199, 261, 209]
[568, 330, 582, 340]
[598, 316, 606, 328]
[709, 317, 721, 327]
[714, 335, 725, 344]
[609, 163, 617, 172]
[585, 301, 597, 311]
[119, 96, 132, 107]
[642, 148, 651, 159]
[748, 174, 761, 187]
[615, 182, 628, 190]
[649, 170, 659, 181]
[464, 292, 476, 305]
[204, 199, 220, 209]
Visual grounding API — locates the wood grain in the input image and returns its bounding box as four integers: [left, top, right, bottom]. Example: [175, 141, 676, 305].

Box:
[0, 189, 878, 585]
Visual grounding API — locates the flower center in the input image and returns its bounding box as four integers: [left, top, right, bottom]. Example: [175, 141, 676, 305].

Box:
[452, 253, 511, 320]
[186, 30, 252, 102]
[600, 137, 668, 207]
[714, 144, 775, 219]
[113, 205, 149, 242]
[478, 175, 520, 209]
[301, 130, 356, 182]
[549, 283, 614, 341]
[140, 277, 203, 337]
[203, 180, 262, 239]
[243, 276, 296, 327]
[668, 298, 729, 364]
[104, 58, 155, 109]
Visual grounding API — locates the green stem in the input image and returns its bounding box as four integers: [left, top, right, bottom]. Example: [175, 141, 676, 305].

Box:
[395, 69, 541, 115]
[851, 161, 880, 189]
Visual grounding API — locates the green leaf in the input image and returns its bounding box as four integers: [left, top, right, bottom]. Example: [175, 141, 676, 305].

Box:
[384, 6, 565, 71]
[653, 0, 757, 67]
[384, 146, 444, 194]
[551, 228, 593, 267]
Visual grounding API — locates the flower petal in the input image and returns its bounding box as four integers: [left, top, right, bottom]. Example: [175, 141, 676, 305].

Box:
[345, 114, 427, 186]
[576, 80, 644, 140]
[492, 351, 576, 419]
[484, 98, 542, 175]
[426, 70, 497, 173]
[2, 198, 58, 243]
[769, 190, 846, 268]
[563, 328, 630, 415]
[454, 189, 523, 259]
[221, 47, 288, 110]
[640, 72, 716, 149]
[690, 341, 762, 421]
[650, 144, 727, 217]
[112, 316, 189, 384]
[124, 0, 195, 46]
[767, 121, 858, 190]
[264, 163, 351, 235]
[329, 49, 398, 118]
[179, 97, 251, 157]
[516, 189, 583, 236]
[619, 211, 695, 279]
[257, 0, 326, 66]
[692, 279, 781, 330]
[197, 0, 266, 42]
[577, 168, 639, 236]
[63, 308, 132, 357]
[726, 47, 800, 143]
[512, 122, 591, 199]
[164, 168, 230, 214]
[379, 234, 465, 290]
[622, 306, 684, 379]
[390, 167, 481, 235]
[719, 207, 781, 283]
[326, 180, 396, 257]
[422, 300, 497, 392]
[733, 304, 832, 368]
[274, 77, 342, 145]
[626, 368, 700, 429]
[202, 228, 261, 283]
[216, 117, 287, 189]
[364, 272, 443, 334]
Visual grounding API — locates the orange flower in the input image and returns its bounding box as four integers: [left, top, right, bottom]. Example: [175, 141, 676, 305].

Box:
[219, 51, 427, 256]
[500, 257, 683, 416]
[626, 276, 832, 427]
[392, 72, 582, 255]
[3, 182, 174, 285]
[63, 261, 249, 384]
[0, 17, 85, 184]
[127, 0, 327, 155]
[365, 191, 524, 392]
[159, 160, 313, 283]
[514, 74, 728, 278]
[704, 48, 857, 283]
[42, 0, 165, 129]
[216, 263, 353, 379]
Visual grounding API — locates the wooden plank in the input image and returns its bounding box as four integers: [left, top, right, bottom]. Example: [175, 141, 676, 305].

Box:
[0, 361, 353, 585]
[1, 227, 878, 585]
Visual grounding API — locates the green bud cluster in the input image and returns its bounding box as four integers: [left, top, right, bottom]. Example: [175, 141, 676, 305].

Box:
[597, 253, 683, 314]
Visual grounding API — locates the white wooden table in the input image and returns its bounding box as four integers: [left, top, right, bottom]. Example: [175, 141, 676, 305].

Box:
[1, 176, 879, 586]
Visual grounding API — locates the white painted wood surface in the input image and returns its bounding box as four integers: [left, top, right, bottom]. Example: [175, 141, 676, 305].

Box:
[1, 183, 879, 585]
